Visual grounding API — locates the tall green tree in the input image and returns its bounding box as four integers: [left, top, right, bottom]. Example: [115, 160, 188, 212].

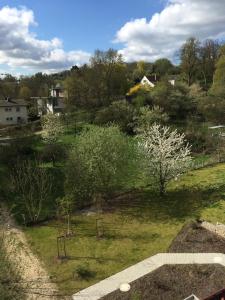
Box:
[153, 58, 174, 76]
[19, 86, 32, 99]
[64, 65, 90, 108]
[211, 44, 225, 96]
[199, 39, 219, 88]
[94, 100, 135, 133]
[65, 49, 128, 108]
[200, 44, 225, 123]
[0, 75, 19, 99]
[66, 126, 135, 209]
[150, 80, 195, 120]
[180, 37, 200, 86]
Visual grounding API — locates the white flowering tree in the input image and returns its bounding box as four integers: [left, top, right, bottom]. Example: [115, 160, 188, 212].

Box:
[139, 124, 192, 196]
[41, 114, 64, 143]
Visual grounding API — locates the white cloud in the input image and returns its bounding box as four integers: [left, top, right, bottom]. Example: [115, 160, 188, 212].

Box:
[115, 0, 225, 62]
[0, 6, 91, 73]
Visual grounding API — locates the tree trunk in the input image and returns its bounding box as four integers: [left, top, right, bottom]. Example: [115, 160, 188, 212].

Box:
[67, 213, 71, 236]
[159, 180, 166, 197]
[94, 193, 103, 213]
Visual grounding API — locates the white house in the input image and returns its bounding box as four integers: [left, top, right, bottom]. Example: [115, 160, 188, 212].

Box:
[140, 75, 158, 87]
[36, 84, 66, 115]
[0, 98, 28, 126]
[141, 75, 176, 87]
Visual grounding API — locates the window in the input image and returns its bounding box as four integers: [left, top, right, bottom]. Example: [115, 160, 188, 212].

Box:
[6, 117, 13, 121]
[5, 107, 12, 112]
[16, 107, 20, 112]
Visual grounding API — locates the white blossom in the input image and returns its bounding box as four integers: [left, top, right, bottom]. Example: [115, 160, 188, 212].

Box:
[139, 124, 192, 195]
[41, 114, 64, 143]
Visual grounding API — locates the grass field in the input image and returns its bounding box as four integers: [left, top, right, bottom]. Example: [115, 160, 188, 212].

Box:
[24, 163, 225, 296]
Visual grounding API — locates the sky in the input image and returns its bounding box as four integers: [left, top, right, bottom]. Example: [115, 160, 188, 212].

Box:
[0, 0, 225, 75]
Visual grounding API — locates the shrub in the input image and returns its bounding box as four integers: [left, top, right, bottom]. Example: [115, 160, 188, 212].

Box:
[131, 89, 153, 108]
[134, 106, 169, 133]
[66, 125, 137, 208]
[0, 138, 36, 166]
[94, 100, 136, 134]
[76, 263, 96, 280]
[39, 143, 67, 164]
[185, 122, 221, 154]
[11, 160, 53, 224]
[41, 114, 65, 143]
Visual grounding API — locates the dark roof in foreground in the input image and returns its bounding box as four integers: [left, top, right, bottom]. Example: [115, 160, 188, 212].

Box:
[168, 221, 225, 253]
[101, 264, 225, 300]
[0, 99, 27, 107]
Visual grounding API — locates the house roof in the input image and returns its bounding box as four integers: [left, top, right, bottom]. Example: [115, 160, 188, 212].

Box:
[145, 74, 160, 83]
[102, 264, 225, 300]
[168, 221, 225, 253]
[144, 74, 178, 83]
[0, 99, 27, 107]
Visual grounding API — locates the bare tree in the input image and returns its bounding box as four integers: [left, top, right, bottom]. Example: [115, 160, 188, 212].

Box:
[139, 124, 192, 196]
[180, 37, 200, 86]
[199, 39, 219, 88]
[11, 160, 52, 223]
[56, 196, 73, 236]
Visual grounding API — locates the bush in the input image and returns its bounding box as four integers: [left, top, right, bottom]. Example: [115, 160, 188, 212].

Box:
[76, 263, 96, 280]
[39, 143, 67, 164]
[130, 88, 153, 109]
[94, 100, 136, 134]
[150, 81, 196, 121]
[41, 114, 65, 143]
[66, 125, 137, 208]
[11, 160, 53, 224]
[0, 138, 36, 166]
[134, 106, 169, 133]
[185, 122, 221, 154]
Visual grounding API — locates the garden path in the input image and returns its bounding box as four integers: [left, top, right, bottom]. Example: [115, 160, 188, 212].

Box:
[0, 204, 65, 300]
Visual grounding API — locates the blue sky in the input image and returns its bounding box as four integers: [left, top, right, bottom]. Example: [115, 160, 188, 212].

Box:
[0, 0, 163, 53]
[0, 0, 225, 74]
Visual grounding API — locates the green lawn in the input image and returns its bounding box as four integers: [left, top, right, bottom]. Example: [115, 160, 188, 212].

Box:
[24, 163, 225, 296]
[25, 214, 183, 296]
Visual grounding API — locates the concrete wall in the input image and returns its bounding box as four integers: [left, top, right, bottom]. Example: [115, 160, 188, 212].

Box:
[0, 106, 28, 125]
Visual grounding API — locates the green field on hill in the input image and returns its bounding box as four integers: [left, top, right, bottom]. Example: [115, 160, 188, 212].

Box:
[25, 163, 225, 296]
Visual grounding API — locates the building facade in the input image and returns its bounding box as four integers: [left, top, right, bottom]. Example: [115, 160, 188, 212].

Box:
[0, 98, 28, 125]
[36, 84, 66, 116]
